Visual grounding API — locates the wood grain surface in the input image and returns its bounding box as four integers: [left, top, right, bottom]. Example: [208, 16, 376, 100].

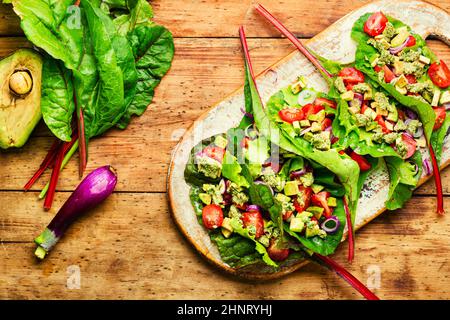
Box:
[0, 0, 449, 300]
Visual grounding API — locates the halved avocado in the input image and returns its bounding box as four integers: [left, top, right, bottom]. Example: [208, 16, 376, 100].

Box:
[0, 49, 42, 149]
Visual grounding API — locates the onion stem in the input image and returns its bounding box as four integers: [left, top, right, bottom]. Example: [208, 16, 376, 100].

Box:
[43, 145, 65, 210]
[254, 3, 333, 79]
[39, 140, 79, 200]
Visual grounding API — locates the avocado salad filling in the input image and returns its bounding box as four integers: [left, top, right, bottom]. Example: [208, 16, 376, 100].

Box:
[185, 127, 347, 268]
[333, 67, 425, 159]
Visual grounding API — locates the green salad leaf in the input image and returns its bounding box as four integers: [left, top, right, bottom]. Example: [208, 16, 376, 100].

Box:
[431, 112, 450, 164]
[222, 151, 250, 188]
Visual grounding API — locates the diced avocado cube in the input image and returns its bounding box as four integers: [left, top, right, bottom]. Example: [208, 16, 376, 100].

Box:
[385, 120, 394, 131]
[396, 75, 408, 88]
[289, 218, 305, 233]
[431, 89, 441, 107]
[391, 27, 410, 47]
[310, 122, 322, 133]
[416, 135, 426, 148]
[316, 110, 326, 122]
[199, 193, 212, 205]
[300, 119, 311, 127]
[292, 120, 301, 134]
[370, 54, 380, 67]
[221, 228, 233, 238]
[423, 90, 433, 103]
[311, 184, 324, 194]
[341, 90, 355, 101]
[375, 105, 388, 116]
[291, 77, 307, 94]
[298, 211, 313, 222]
[303, 131, 313, 141]
[307, 206, 324, 219]
[308, 113, 319, 121]
[419, 55, 431, 65]
[364, 88, 373, 100]
[305, 222, 320, 238]
[387, 108, 398, 122]
[222, 217, 233, 232]
[327, 197, 337, 207]
[275, 193, 291, 203]
[284, 181, 299, 196]
[393, 60, 404, 75]
[214, 135, 228, 149]
[374, 34, 385, 41]
[348, 106, 360, 115]
[258, 235, 270, 247]
[364, 107, 377, 120]
[440, 91, 450, 104]
[395, 85, 407, 95]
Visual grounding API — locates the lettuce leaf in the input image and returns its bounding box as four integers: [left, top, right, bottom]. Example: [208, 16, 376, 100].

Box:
[222, 151, 250, 188]
[431, 112, 450, 164]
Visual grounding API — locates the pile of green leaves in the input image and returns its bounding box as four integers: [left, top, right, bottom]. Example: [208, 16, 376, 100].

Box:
[9, 0, 174, 146]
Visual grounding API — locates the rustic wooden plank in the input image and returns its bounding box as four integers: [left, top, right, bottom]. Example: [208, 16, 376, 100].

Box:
[151, 0, 450, 38]
[2, 1, 449, 38]
[0, 192, 448, 299]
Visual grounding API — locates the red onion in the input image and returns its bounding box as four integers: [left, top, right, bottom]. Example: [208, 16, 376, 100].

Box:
[300, 127, 312, 136]
[324, 125, 333, 132]
[423, 158, 433, 176]
[348, 93, 363, 108]
[219, 179, 226, 194]
[444, 103, 450, 111]
[246, 204, 261, 212]
[389, 38, 409, 55]
[404, 109, 418, 120]
[34, 166, 118, 259]
[290, 169, 306, 179]
[408, 160, 419, 176]
[240, 107, 254, 120]
[404, 119, 423, 138]
[321, 216, 340, 234]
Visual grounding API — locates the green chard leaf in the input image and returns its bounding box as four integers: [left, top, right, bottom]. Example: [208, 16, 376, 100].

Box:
[431, 113, 450, 164]
[40, 56, 76, 141]
[116, 24, 174, 128]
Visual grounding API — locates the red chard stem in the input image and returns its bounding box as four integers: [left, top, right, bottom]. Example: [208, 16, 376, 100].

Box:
[314, 254, 379, 300]
[44, 145, 65, 210]
[255, 3, 333, 78]
[428, 144, 444, 214]
[77, 104, 87, 178]
[343, 196, 355, 262]
[239, 26, 255, 78]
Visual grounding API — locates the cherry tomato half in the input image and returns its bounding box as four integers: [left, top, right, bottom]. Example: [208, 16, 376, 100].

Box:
[338, 67, 365, 85]
[405, 74, 417, 84]
[349, 151, 372, 172]
[294, 186, 312, 213]
[267, 240, 290, 262]
[433, 107, 447, 130]
[375, 115, 391, 133]
[364, 12, 388, 37]
[203, 145, 225, 162]
[311, 191, 333, 218]
[242, 210, 264, 238]
[302, 103, 324, 117]
[428, 60, 450, 88]
[401, 133, 417, 159]
[314, 97, 337, 109]
[278, 108, 304, 123]
[202, 204, 224, 230]
[382, 65, 396, 83]
[405, 35, 416, 47]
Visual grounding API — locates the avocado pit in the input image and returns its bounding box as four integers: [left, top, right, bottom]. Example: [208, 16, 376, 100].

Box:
[9, 70, 33, 95]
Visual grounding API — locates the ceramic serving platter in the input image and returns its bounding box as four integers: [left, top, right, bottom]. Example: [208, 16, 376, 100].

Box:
[168, 0, 450, 279]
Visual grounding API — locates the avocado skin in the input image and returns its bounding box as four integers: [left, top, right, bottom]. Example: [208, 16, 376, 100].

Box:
[0, 49, 43, 149]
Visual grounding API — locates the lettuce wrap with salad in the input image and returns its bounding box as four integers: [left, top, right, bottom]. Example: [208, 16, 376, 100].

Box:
[351, 11, 450, 213]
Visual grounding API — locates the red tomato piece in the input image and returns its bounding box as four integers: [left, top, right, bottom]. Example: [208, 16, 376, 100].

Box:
[374, 65, 382, 73]
[314, 97, 337, 109]
[242, 211, 264, 238]
[375, 115, 391, 133]
[202, 204, 224, 230]
[405, 74, 417, 84]
[428, 60, 450, 88]
[293, 186, 312, 213]
[311, 191, 332, 218]
[364, 12, 388, 37]
[338, 67, 365, 85]
[203, 146, 225, 162]
[382, 65, 396, 83]
[302, 103, 324, 117]
[240, 136, 250, 149]
[433, 107, 447, 130]
[360, 101, 369, 115]
[267, 240, 290, 262]
[283, 210, 294, 221]
[349, 151, 372, 171]
[278, 108, 304, 123]
[401, 133, 417, 159]
[405, 35, 416, 47]
[321, 118, 333, 131]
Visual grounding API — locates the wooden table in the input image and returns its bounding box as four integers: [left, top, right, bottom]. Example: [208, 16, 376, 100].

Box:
[0, 0, 449, 300]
